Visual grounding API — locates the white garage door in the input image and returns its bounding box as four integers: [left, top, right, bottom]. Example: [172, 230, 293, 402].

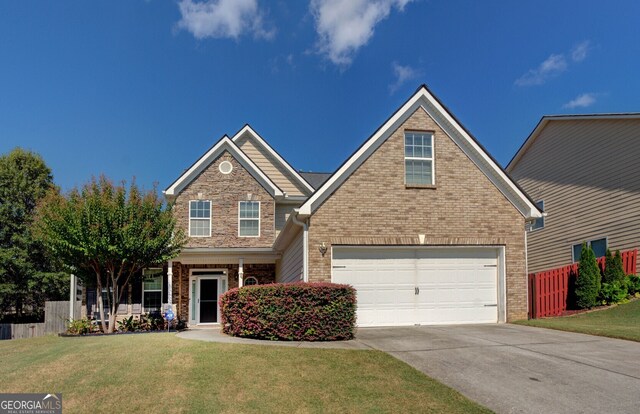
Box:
[332, 247, 500, 327]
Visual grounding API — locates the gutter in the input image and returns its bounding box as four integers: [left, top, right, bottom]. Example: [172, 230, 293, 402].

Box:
[291, 208, 309, 282]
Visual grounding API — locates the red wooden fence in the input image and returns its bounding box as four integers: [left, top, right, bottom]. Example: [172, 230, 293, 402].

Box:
[528, 249, 637, 319]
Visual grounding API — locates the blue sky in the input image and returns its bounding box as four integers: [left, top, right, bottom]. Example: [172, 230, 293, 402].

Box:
[1, 1, 639, 192]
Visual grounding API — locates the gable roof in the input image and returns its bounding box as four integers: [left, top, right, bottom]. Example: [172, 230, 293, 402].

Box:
[506, 113, 640, 173]
[231, 125, 315, 194]
[299, 171, 332, 190]
[164, 135, 284, 198]
[298, 85, 543, 220]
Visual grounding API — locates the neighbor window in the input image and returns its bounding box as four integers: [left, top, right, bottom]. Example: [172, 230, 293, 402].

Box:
[189, 200, 211, 237]
[531, 200, 545, 230]
[239, 201, 260, 237]
[244, 276, 258, 286]
[572, 238, 607, 262]
[142, 269, 163, 313]
[405, 131, 434, 185]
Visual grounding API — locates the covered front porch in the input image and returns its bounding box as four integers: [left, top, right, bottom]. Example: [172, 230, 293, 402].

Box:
[170, 247, 279, 327]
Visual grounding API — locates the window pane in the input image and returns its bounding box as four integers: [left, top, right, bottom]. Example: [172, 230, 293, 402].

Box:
[143, 291, 161, 312]
[240, 219, 259, 236]
[143, 275, 162, 291]
[591, 238, 607, 258]
[405, 160, 432, 185]
[190, 218, 210, 236]
[240, 201, 259, 219]
[573, 244, 582, 262]
[190, 200, 210, 219]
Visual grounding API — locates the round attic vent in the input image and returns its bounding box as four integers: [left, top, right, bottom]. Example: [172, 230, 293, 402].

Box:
[219, 160, 233, 174]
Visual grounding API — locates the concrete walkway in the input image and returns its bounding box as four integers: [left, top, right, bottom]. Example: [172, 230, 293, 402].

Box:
[179, 324, 640, 414]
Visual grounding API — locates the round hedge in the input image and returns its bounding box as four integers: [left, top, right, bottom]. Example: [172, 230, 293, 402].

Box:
[220, 282, 356, 341]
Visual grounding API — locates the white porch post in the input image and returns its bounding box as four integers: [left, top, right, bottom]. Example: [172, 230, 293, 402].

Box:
[69, 273, 76, 321]
[238, 258, 244, 287]
[167, 261, 173, 310]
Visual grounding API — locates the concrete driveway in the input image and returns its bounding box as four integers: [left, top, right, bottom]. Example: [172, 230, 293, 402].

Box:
[357, 324, 640, 414]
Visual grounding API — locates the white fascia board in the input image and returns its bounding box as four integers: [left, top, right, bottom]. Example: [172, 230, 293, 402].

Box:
[299, 86, 542, 219]
[231, 125, 315, 193]
[164, 136, 283, 198]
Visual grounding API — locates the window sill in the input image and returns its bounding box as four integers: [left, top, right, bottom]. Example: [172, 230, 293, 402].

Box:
[405, 184, 437, 189]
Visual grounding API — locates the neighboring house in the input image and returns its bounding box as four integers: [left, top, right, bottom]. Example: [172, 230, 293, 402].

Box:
[84, 85, 542, 326]
[507, 114, 640, 274]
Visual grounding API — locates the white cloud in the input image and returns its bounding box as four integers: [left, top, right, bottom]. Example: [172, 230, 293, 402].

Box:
[563, 93, 597, 109]
[515, 54, 568, 86]
[311, 0, 413, 67]
[571, 41, 590, 62]
[389, 62, 420, 94]
[176, 0, 274, 40]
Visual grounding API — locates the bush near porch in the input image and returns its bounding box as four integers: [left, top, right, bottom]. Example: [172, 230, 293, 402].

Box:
[220, 283, 356, 341]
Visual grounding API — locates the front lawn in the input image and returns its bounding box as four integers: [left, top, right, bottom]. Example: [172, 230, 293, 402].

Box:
[0, 333, 490, 414]
[514, 298, 640, 342]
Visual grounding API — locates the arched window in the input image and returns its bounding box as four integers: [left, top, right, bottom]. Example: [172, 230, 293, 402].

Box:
[244, 277, 258, 286]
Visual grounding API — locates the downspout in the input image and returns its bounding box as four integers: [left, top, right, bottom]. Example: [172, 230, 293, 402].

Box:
[291, 209, 309, 282]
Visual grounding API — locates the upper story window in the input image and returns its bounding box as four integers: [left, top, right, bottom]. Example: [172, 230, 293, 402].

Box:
[189, 200, 211, 237]
[405, 131, 434, 186]
[572, 237, 607, 262]
[531, 200, 545, 230]
[239, 201, 260, 237]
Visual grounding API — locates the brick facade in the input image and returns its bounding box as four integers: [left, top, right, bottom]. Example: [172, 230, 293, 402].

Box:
[172, 262, 276, 320]
[173, 151, 275, 248]
[306, 107, 528, 321]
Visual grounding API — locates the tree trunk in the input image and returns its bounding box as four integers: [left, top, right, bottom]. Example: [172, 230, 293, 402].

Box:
[108, 312, 117, 334]
[96, 277, 107, 333]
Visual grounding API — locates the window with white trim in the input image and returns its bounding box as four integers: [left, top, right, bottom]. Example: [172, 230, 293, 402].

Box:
[404, 131, 434, 185]
[142, 269, 163, 313]
[189, 200, 211, 237]
[244, 276, 258, 286]
[531, 200, 544, 230]
[572, 238, 607, 262]
[239, 201, 260, 237]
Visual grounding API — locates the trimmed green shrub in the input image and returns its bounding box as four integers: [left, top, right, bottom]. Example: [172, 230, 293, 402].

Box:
[67, 318, 93, 335]
[626, 275, 640, 296]
[575, 243, 601, 309]
[599, 281, 628, 305]
[220, 283, 356, 341]
[603, 249, 626, 284]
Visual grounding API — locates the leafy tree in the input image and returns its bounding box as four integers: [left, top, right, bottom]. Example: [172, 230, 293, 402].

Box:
[0, 148, 68, 320]
[35, 176, 185, 333]
[575, 243, 600, 309]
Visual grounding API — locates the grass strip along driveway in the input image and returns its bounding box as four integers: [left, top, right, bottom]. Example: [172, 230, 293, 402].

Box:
[514, 298, 640, 342]
[0, 333, 490, 414]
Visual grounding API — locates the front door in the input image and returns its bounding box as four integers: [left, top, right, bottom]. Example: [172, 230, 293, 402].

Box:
[189, 270, 228, 325]
[199, 278, 218, 323]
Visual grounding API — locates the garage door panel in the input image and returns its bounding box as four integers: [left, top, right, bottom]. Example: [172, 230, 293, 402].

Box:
[332, 247, 499, 327]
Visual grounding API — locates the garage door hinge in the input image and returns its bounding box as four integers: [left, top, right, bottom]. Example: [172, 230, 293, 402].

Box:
[332, 265, 346, 269]
[484, 265, 497, 267]
[484, 304, 498, 307]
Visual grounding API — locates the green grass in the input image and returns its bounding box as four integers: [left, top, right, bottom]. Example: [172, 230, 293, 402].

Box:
[0, 333, 490, 414]
[514, 298, 640, 342]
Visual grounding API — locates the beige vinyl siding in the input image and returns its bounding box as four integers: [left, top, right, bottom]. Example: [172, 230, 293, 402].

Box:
[277, 229, 304, 283]
[510, 118, 640, 273]
[275, 203, 298, 237]
[235, 133, 309, 197]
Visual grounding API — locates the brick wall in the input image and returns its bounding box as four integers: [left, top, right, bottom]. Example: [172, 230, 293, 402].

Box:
[172, 262, 275, 320]
[307, 107, 528, 321]
[173, 151, 275, 248]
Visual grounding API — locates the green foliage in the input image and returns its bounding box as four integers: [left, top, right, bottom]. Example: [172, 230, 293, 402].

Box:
[599, 281, 628, 305]
[0, 148, 68, 319]
[34, 176, 185, 332]
[603, 249, 626, 284]
[626, 275, 640, 296]
[575, 243, 601, 309]
[117, 315, 140, 332]
[67, 318, 93, 335]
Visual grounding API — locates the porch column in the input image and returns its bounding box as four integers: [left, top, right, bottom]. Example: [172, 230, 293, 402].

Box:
[167, 261, 173, 310]
[238, 258, 244, 287]
[69, 273, 76, 321]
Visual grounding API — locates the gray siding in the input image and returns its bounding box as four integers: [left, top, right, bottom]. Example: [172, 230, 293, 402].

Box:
[235, 132, 309, 197]
[509, 118, 640, 273]
[277, 230, 303, 283]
